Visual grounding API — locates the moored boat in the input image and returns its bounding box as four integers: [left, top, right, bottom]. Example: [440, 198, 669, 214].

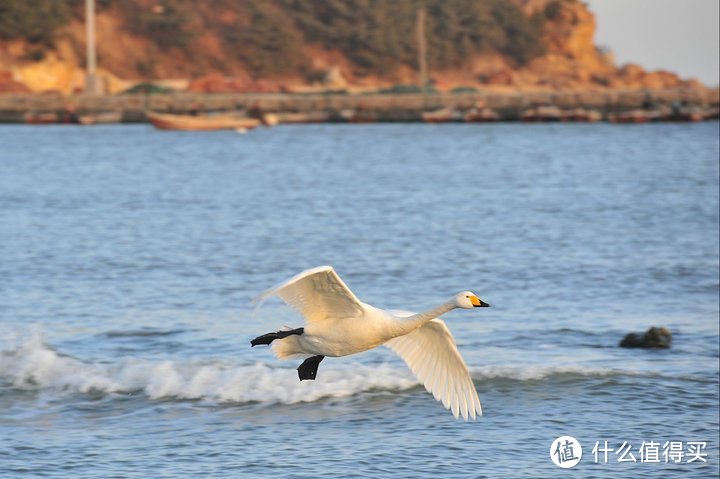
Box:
[464, 107, 500, 122]
[260, 113, 279, 126]
[607, 109, 657, 124]
[422, 107, 464, 123]
[25, 111, 60, 124]
[78, 111, 123, 125]
[663, 107, 704, 122]
[520, 105, 562, 122]
[147, 111, 261, 131]
[561, 108, 602, 122]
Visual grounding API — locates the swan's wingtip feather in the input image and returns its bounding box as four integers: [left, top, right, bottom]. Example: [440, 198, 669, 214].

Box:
[250, 265, 335, 304]
[298, 265, 334, 276]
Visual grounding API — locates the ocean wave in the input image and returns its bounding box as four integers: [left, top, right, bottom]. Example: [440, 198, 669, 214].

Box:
[1, 334, 711, 405]
[102, 328, 190, 338]
[0, 334, 419, 404]
[470, 364, 650, 381]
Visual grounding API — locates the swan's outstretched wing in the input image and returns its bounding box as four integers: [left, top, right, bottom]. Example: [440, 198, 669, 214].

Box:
[385, 314, 482, 420]
[254, 266, 364, 323]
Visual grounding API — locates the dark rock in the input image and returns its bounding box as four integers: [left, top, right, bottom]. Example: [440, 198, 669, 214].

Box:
[619, 327, 672, 349]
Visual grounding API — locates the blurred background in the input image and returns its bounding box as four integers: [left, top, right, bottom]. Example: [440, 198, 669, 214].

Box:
[0, 1, 718, 478]
[0, 0, 717, 95]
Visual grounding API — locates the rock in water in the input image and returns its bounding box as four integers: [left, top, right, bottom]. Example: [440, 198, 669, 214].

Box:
[619, 327, 672, 348]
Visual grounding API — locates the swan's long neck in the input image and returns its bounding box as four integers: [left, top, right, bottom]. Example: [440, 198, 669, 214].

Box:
[396, 299, 457, 334]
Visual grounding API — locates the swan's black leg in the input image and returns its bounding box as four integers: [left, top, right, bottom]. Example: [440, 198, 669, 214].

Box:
[297, 355, 324, 381]
[250, 327, 304, 347]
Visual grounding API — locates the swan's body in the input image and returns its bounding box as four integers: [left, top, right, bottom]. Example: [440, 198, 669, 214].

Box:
[251, 265, 490, 420]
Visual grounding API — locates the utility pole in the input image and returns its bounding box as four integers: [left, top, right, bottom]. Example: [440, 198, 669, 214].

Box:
[416, 4, 428, 92]
[85, 0, 100, 95]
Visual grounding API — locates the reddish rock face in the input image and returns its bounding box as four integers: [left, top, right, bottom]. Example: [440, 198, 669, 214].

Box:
[187, 74, 286, 94]
[507, 0, 693, 91]
[0, 71, 31, 93]
[0, 0, 709, 93]
[0, 80, 31, 93]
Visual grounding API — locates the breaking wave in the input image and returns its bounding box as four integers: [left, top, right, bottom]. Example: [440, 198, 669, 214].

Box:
[1, 333, 704, 405]
[0, 333, 418, 404]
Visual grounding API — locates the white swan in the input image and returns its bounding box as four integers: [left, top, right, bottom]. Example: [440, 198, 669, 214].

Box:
[251, 265, 490, 420]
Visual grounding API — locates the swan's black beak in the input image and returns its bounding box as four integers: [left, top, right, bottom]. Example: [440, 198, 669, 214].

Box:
[470, 296, 490, 307]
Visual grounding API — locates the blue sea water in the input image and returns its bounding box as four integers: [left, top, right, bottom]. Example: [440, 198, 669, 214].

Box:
[0, 122, 718, 478]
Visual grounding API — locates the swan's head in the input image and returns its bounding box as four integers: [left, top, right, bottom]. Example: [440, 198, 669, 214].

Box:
[455, 291, 490, 309]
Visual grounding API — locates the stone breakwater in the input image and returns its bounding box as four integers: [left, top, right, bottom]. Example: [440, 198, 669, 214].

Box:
[0, 88, 717, 124]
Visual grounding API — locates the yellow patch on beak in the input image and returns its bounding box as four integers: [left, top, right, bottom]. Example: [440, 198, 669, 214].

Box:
[469, 295, 481, 307]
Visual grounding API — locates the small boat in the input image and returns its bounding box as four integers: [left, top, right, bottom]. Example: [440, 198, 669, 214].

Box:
[78, 111, 123, 125]
[663, 107, 704, 122]
[337, 109, 358, 122]
[25, 112, 59, 124]
[260, 113, 279, 126]
[147, 111, 261, 131]
[561, 108, 602, 122]
[607, 109, 658, 124]
[348, 110, 381, 123]
[422, 107, 464, 123]
[520, 105, 562, 122]
[464, 107, 499, 122]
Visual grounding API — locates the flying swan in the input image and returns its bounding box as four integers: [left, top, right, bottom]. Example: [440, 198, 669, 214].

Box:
[251, 266, 490, 420]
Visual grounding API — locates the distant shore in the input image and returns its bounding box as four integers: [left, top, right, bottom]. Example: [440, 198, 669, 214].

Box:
[1, 88, 718, 124]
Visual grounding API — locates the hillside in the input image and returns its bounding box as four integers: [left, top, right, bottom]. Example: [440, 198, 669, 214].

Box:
[0, 0, 707, 94]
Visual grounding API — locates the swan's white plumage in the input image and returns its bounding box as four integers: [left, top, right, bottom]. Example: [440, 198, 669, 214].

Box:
[254, 265, 484, 420]
[254, 266, 363, 323]
[385, 311, 482, 420]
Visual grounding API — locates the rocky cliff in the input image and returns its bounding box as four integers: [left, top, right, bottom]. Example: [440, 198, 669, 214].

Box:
[0, 0, 707, 94]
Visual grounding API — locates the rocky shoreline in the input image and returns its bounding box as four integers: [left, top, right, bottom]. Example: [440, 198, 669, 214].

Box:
[1, 88, 717, 124]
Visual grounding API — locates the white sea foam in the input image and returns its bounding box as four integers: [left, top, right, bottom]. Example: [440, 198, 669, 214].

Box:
[469, 364, 619, 381]
[0, 333, 665, 405]
[0, 333, 419, 404]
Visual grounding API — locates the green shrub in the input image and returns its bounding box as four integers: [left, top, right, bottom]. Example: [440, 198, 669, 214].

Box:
[121, 82, 175, 94]
[120, 1, 195, 51]
[216, 2, 309, 76]
[544, 1, 563, 20]
[0, 0, 71, 45]
[2, 0, 549, 79]
[451, 86, 479, 93]
[281, 0, 546, 72]
[378, 84, 438, 94]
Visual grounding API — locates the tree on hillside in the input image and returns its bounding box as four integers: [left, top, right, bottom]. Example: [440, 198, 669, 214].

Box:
[0, 0, 71, 45]
[280, 0, 545, 74]
[2, 0, 548, 79]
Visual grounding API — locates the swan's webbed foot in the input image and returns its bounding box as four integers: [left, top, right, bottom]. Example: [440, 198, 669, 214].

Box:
[297, 355, 324, 381]
[250, 327, 304, 347]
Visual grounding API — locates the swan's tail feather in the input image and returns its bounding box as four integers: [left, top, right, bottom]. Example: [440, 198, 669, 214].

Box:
[271, 335, 312, 360]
